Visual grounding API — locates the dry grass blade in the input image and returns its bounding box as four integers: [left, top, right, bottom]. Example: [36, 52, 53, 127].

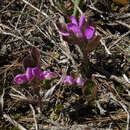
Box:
[3, 114, 27, 130]
[29, 105, 38, 130]
[0, 88, 5, 113]
[115, 21, 130, 29]
[109, 93, 130, 130]
[22, 0, 49, 18]
[44, 68, 68, 99]
[109, 30, 130, 49]
[100, 38, 112, 55]
[85, 113, 128, 123]
[0, 0, 16, 12]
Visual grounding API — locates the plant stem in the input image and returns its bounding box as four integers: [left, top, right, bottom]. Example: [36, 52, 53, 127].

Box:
[73, 0, 81, 17]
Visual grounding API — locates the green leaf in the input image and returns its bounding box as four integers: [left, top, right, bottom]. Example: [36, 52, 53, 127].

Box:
[73, 0, 80, 17]
[42, 80, 51, 89]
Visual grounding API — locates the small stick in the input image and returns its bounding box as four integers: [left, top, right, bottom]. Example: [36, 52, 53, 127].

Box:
[0, 27, 33, 46]
[115, 21, 130, 29]
[3, 114, 27, 130]
[109, 30, 130, 49]
[0, 88, 5, 112]
[22, 0, 49, 18]
[30, 105, 38, 130]
[110, 93, 130, 130]
[15, 4, 27, 30]
[100, 38, 112, 55]
[0, 0, 16, 12]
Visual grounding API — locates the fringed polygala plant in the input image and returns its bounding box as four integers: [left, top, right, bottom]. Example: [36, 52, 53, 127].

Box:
[13, 14, 101, 107]
[14, 46, 86, 105]
[14, 46, 44, 108]
[57, 14, 101, 99]
[57, 14, 101, 76]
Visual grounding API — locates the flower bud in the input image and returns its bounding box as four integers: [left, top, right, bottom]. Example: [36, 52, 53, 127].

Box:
[14, 74, 27, 84]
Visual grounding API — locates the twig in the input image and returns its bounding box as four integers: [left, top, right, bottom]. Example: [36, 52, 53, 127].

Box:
[10, 93, 27, 101]
[100, 38, 112, 55]
[109, 30, 130, 49]
[0, 27, 33, 46]
[123, 74, 130, 84]
[49, 0, 54, 6]
[29, 105, 38, 130]
[15, 4, 27, 29]
[39, 0, 44, 11]
[0, 88, 5, 113]
[109, 93, 130, 130]
[86, 4, 103, 14]
[85, 113, 128, 123]
[0, 0, 16, 12]
[96, 100, 106, 115]
[11, 87, 26, 97]
[93, 74, 130, 88]
[3, 114, 27, 130]
[115, 20, 130, 29]
[115, 13, 130, 20]
[22, 0, 49, 18]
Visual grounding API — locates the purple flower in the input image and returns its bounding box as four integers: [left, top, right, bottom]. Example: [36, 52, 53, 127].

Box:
[43, 71, 53, 80]
[32, 67, 44, 80]
[75, 77, 85, 86]
[25, 67, 34, 81]
[61, 14, 95, 39]
[43, 71, 59, 80]
[14, 74, 27, 84]
[63, 76, 74, 85]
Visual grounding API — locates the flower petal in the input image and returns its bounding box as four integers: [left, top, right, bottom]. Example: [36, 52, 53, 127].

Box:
[79, 14, 85, 28]
[43, 70, 48, 75]
[14, 74, 27, 84]
[60, 31, 70, 36]
[48, 72, 54, 79]
[70, 16, 78, 25]
[76, 77, 84, 86]
[32, 67, 43, 79]
[66, 23, 81, 36]
[43, 71, 52, 80]
[25, 68, 34, 81]
[85, 26, 95, 39]
[39, 74, 45, 80]
[63, 76, 74, 85]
